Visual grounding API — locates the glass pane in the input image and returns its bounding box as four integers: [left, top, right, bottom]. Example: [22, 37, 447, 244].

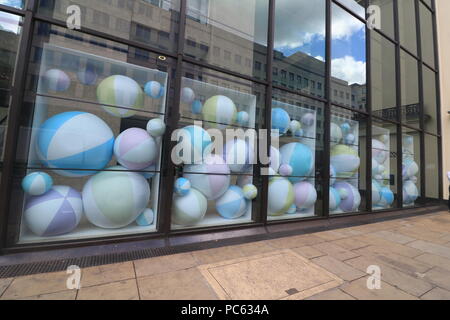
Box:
[331, 3, 367, 111]
[330, 106, 367, 215]
[420, 3, 435, 68]
[398, 0, 417, 55]
[371, 32, 397, 120]
[369, 0, 395, 39]
[424, 134, 439, 204]
[267, 90, 324, 220]
[12, 22, 175, 244]
[423, 66, 437, 134]
[400, 50, 420, 128]
[372, 119, 397, 211]
[171, 63, 265, 230]
[185, 0, 268, 79]
[0, 0, 25, 9]
[402, 127, 421, 207]
[335, 0, 366, 19]
[37, 0, 180, 53]
[273, 0, 326, 96]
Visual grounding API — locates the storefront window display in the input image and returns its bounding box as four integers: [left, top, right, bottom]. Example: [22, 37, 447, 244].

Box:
[13, 24, 172, 243]
[402, 129, 421, 207]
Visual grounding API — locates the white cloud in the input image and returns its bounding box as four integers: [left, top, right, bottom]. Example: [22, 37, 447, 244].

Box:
[315, 56, 325, 62]
[331, 55, 366, 84]
[273, 0, 364, 50]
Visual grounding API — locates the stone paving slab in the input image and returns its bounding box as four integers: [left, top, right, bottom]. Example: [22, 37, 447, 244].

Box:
[2, 210, 450, 300]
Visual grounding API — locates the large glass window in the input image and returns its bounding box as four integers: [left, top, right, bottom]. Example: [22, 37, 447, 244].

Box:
[171, 63, 265, 230]
[402, 127, 421, 208]
[329, 106, 367, 215]
[273, 0, 326, 96]
[371, 31, 396, 120]
[185, 0, 268, 79]
[0, 0, 25, 9]
[423, 65, 438, 134]
[369, 0, 395, 39]
[267, 90, 324, 220]
[37, 0, 180, 53]
[420, 2, 435, 68]
[398, 0, 417, 55]
[400, 50, 420, 128]
[331, 3, 367, 111]
[11, 22, 174, 244]
[424, 134, 439, 204]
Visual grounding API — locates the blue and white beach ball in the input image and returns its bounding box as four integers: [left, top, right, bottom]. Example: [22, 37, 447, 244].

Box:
[330, 123, 343, 145]
[237, 111, 250, 126]
[144, 81, 165, 99]
[216, 186, 248, 219]
[243, 184, 258, 200]
[329, 187, 341, 211]
[340, 122, 351, 135]
[114, 128, 157, 170]
[372, 139, 388, 164]
[37, 112, 114, 177]
[82, 167, 150, 229]
[271, 108, 290, 136]
[287, 204, 297, 214]
[43, 69, 71, 92]
[372, 180, 382, 206]
[24, 186, 83, 237]
[136, 208, 155, 226]
[402, 159, 419, 180]
[97, 75, 144, 118]
[379, 186, 394, 208]
[330, 145, 360, 179]
[184, 154, 230, 200]
[224, 138, 254, 173]
[192, 100, 203, 114]
[146, 118, 166, 137]
[21, 172, 53, 196]
[268, 177, 294, 216]
[293, 182, 317, 210]
[279, 142, 313, 183]
[202, 95, 237, 129]
[181, 87, 195, 104]
[403, 180, 419, 205]
[174, 177, 192, 196]
[172, 188, 207, 226]
[174, 125, 212, 164]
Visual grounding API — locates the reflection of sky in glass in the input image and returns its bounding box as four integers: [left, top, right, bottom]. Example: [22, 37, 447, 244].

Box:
[0, 0, 24, 9]
[0, 11, 21, 34]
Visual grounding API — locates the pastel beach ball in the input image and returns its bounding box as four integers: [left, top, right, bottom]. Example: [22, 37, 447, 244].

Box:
[293, 182, 317, 210]
[301, 113, 315, 127]
[289, 120, 301, 133]
[329, 187, 341, 211]
[372, 139, 388, 164]
[146, 118, 166, 137]
[280, 142, 313, 183]
[344, 134, 356, 145]
[172, 188, 207, 226]
[236, 175, 253, 188]
[379, 187, 394, 208]
[372, 180, 382, 206]
[287, 204, 297, 214]
[136, 208, 155, 226]
[114, 128, 157, 170]
[22, 172, 53, 196]
[279, 164, 293, 177]
[330, 123, 343, 145]
[340, 122, 351, 134]
[237, 111, 250, 126]
[243, 184, 258, 200]
[24, 186, 83, 237]
[271, 108, 290, 136]
[174, 177, 191, 196]
[174, 125, 212, 164]
[144, 81, 164, 99]
[334, 182, 361, 212]
[97, 75, 144, 118]
[141, 164, 157, 180]
[216, 186, 248, 219]
[181, 87, 195, 104]
[269, 146, 281, 173]
[330, 165, 337, 185]
[77, 65, 98, 86]
[403, 180, 419, 205]
[330, 145, 360, 179]
[43, 69, 71, 92]
[192, 100, 203, 115]
[402, 159, 419, 180]
[202, 95, 237, 129]
[268, 177, 294, 216]
[82, 167, 150, 229]
[184, 154, 231, 200]
[37, 112, 114, 177]
[224, 138, 254, 173]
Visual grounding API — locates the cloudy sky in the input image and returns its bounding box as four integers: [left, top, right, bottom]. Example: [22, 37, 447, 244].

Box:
[272, 0, 366, 85]
[0, 11, 21, 34]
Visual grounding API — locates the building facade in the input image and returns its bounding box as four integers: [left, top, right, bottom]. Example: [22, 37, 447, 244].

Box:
[0, 0, 444, 253]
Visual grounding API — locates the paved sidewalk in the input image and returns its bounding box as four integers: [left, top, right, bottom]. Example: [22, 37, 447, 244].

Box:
[2, 211, 450, 300]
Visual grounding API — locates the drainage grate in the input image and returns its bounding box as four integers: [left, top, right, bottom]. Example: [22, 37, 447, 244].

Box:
[0, 205, 444, 279]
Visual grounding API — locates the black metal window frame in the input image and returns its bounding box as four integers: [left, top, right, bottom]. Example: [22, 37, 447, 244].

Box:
[0, 0, 442, 253]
